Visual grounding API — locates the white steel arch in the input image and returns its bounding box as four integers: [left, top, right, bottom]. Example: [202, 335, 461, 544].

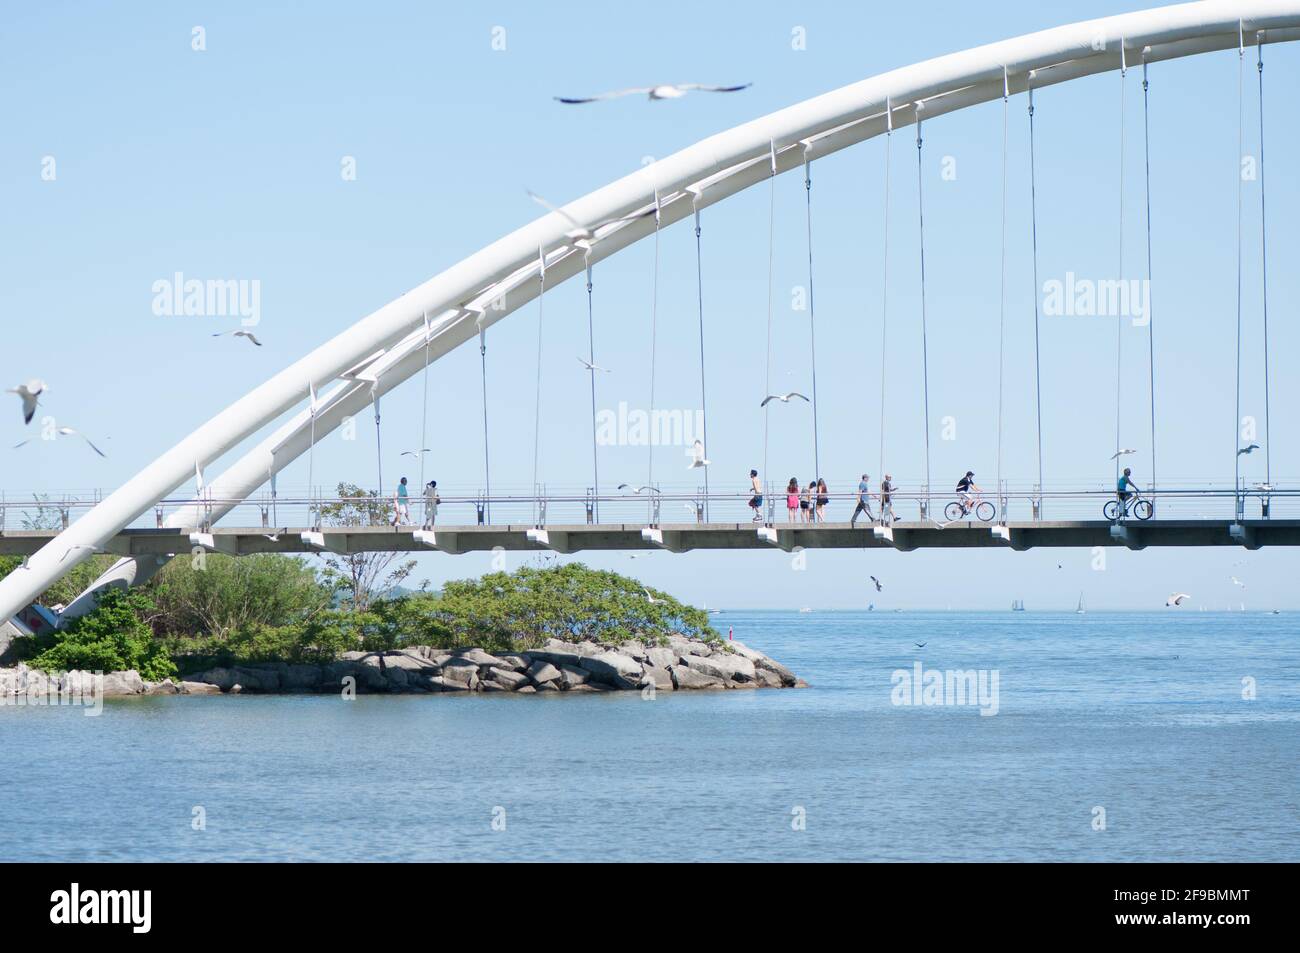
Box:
[7, 0, 1300, 621]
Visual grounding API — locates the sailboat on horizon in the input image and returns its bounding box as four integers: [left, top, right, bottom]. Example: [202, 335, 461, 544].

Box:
[1076, 592, 1086, 615]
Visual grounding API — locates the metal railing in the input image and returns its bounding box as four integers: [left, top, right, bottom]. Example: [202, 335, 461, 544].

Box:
[0, 480, 1291, 535]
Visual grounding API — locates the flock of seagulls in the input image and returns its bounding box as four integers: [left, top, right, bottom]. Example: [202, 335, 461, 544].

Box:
[7, 379, 107, 457]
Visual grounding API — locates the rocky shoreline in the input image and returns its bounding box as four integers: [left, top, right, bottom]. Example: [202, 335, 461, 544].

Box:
[1, 636, 805, 698]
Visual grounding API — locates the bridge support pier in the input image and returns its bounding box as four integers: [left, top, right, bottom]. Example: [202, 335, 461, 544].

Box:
[413, 530, 464, 555]
[1229, 523, 1260, 550]
[1109, 523, 1144, 551]
[527, 528, 575, 554]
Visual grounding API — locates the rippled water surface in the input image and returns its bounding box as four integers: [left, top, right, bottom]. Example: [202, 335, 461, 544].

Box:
[2, 611, 1296, 861]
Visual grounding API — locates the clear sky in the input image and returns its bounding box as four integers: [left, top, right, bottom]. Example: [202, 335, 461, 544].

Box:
[3, 1, 1298, 610]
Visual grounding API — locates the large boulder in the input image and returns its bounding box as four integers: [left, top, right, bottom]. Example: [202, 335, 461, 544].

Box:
[484, 667, 529, 690]
[669, 665, 724, 691]
[455, 647, 507, 668]
[526, 660, 561, 685]
[728, 640, 798, 686]
[668, 636, 714, 657]
[527, 639, 602, 669]
[579, 651, 644, 688]
[101, 670, 146, 696]
[645, 645, 678, 670]
[281, 664, 324, 692]
[558, 665, 589, 690]
[180, 681, 222, 695]
[680, 653, 756, 683]
[640, 666, 674, 691]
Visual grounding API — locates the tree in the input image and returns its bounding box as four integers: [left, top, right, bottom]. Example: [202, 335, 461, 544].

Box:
[27, 588, 176, 680]
[149, 553, 332, 641]
[316, 482, 417, 612]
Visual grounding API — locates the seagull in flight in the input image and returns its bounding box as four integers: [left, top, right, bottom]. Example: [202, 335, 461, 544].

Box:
[1238, 444, 1261, 456]
[15, 426, 107, 457]
[400, 449, 432, 461]
[1110, 448, 1138, 460]
[577, 356, 611, 373]
[914, 641, 927, 649]
[760, 392, 810, 408]
[527, 190, 655, 244]
[1166, 592, 1191, 607]
[6, 379, 46, 425]
[686, 440, 710, 469]
[212, 329, 263, 347]
[618, 483, 661, 495]
[555, 82, 752, 104]
[60, 544, 105, 563]
[1231, 576, 1246, 588]
[641, 588, 661, 605]
[263, 529, 286, 542]
[870, 576, 883, 592]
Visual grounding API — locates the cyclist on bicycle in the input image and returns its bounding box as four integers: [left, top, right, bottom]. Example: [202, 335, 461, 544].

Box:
[956, 471, 981, 514]
[1116, 468, 1141, 505]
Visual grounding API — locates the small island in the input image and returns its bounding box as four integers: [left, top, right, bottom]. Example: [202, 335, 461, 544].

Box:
[0, 556, 803, 698]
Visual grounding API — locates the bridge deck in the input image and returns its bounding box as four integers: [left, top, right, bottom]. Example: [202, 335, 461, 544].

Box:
[0, 519, 1290, 557]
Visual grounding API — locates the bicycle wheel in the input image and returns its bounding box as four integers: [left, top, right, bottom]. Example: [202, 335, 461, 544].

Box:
[944, 502, 965, 521]
[975, 501, 996, 522]
[1133, 499, 1153, 521]
[1103, 500, 1121, 521]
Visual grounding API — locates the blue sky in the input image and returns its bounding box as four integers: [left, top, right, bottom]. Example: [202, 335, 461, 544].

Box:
[3, 1, 1298, 610]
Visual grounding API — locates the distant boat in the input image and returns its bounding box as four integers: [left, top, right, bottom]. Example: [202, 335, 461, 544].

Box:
[1272, 609, 1281, 615]
[867, 603, 875, 612]
[1011, 599, 1025, 612]
[1076, 593, 1086, 615]
[799, 607, 813, 614]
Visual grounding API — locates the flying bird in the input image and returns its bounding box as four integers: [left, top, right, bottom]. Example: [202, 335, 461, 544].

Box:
[6, 380, 46, 425]
[400, 449, 432, 461]
[212, 329, 263, 347]
[1166, 592, 1191, 607]
[577, 356, 611, 373]
[14, 426, 107, 457]
[760, 392, 810, 407]
[1231, 576, 1246, 588]
[686, 440, 710, 469]
[59, 544, 104, 563]
[641, 588, 661, 605]
[263, 530, 286, 542]
[617, 483, 660, 495]
[914, 641, 927, 649]
[527, 190, 656, 244]
[870, 576, 883, 592]
[1110, 448, 1138, 460]
[1238, 444, 1260, 456]
[555, 82, 752, 104]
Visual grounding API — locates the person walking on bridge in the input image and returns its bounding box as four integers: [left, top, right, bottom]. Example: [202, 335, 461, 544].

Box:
[850, 473, 876, 528]
[393, 476, 411, 527]
[880, 474, 895, 525]
[423, 480, 440, 529]
[748, 469, 764, 522]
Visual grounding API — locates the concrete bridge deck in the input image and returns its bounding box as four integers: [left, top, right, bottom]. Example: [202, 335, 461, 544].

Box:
[0, 519, 1290, 558]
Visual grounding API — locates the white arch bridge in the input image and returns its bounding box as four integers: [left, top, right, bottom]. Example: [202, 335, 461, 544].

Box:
[3, 0, 1299, 631]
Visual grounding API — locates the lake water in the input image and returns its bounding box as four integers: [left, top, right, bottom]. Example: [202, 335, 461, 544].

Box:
[2, 610, 1296, 862]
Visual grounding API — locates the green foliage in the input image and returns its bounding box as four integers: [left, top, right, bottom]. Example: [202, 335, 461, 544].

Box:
[150, 553, 332, 641]
[433, 562, 717, 650]
[27, 588, 177, 681]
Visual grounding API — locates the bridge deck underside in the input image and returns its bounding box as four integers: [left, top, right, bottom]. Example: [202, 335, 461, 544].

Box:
[0, 520, 1291, 557]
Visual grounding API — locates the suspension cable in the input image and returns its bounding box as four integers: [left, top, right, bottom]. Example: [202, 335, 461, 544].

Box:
[372, 390, 384, 513]
[1234, 23, 1245, 507]
[646, 193, 661, 516]
[1027, 77, 1045, 513]
[585, 251, 600, 521]
[1115, 44, 1127, 496]
[532, 246, 546, 522]
[1257, 32, 1272, 488]
[693, 199, 711, 519]
[996, 68, 1009, 519]
[762, 142, 777, 490]
[879, 103, 893, 485]
[915, 107, 933, 515]
[418, 311, 431, 492]
[307, 381, 317, 520]
[1141, 56, 1158, 501]
[478, 319, 491, 523]
[803, 152, 822, 485]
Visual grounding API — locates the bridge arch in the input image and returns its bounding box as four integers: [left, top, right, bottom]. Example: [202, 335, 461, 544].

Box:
[6, 0, 1300, 622]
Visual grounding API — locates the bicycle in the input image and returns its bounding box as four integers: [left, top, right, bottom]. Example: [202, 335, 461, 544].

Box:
[1103, 494, 1153, 521]
[944, 495, 996, 522]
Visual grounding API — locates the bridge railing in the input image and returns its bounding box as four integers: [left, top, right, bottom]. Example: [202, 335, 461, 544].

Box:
[0, 482, 1290, 534]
